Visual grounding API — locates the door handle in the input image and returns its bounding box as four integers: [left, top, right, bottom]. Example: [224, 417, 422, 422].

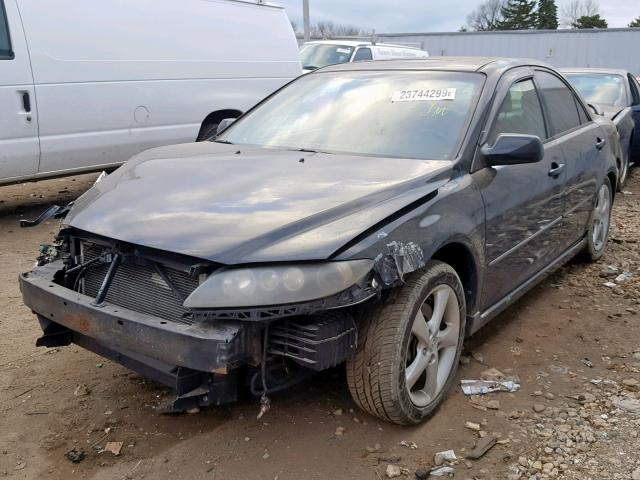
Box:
[595, 137, 606, 150]
[548, 162, 565, 178]
[21, 91, 31, 113]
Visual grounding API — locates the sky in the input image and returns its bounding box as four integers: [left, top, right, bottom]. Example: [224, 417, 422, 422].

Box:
[275, 0, 639, 33]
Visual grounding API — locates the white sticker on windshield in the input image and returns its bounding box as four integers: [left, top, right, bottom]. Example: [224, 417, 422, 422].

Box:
[392, 88, 457, 102]
[336, 48, 352, 54]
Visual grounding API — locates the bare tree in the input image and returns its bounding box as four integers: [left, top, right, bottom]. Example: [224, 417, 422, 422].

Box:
[561, 0, 600, 28]
[311, 21, 370, 38]
[466, 0, 506, 31]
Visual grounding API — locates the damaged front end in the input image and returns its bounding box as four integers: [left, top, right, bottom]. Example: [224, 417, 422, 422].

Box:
[20, 230, 390, 412]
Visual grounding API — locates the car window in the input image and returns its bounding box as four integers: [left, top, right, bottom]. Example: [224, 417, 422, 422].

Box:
[628, 74, 640, 106]
[0, 0, 12, 59]
[564, 73, 627, 108]
[489, 79, 546, 143]
[536, 72, 582, 136]
[299, 44, 354, 70]
[353, 47, 373, 62]
[219, 71, 486, 161]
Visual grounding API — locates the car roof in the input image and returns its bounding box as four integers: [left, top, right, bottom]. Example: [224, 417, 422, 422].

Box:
[319, 56, 553, 73]
[303, 40, 424, 51]
[561, 67, 629, 76]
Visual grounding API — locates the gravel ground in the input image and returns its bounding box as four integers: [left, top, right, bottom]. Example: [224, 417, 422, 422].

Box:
[0, 170, 639, 480]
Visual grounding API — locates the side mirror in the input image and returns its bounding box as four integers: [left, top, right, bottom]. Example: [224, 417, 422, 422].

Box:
[216, 118, 236, 136]
[588, 103, 603, 116]
[481, 134, 544, 166]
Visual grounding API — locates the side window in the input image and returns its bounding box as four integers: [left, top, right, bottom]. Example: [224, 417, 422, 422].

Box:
[628, 74, 640, 106]
[489, 79, 546, 144]
[0, 0, 12, 59]
[535, 71, 581, 136]
[353, 48, 373, 62]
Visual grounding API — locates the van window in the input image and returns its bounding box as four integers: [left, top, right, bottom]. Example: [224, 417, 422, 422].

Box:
[353, 48, 373, 62]
[299, 44, 354, 70]
[536, 71, 582, 136]
[489, 79, 547, 143]
[0, 0, 12, 59]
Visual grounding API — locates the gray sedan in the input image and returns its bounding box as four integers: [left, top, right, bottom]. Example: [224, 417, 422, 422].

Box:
[21, 57, 618, 425]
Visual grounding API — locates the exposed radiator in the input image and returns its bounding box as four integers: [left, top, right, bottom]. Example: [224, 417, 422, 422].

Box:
[81, 242, 199, 325]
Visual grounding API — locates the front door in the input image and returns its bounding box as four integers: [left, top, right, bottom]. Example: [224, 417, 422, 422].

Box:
[0, 0, 39, 182]
[477, 73, 567, 308]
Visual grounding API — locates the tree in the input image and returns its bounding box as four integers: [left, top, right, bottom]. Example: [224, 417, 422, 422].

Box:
[311, 21, 369, 38]
[561, 0, 599, 28]
[466, 0, 505, 31]
[497, 0, 538, 30]
[572, 14, 608, 28]
[630, 17, 640, 27]
[537, 0, 558, 29]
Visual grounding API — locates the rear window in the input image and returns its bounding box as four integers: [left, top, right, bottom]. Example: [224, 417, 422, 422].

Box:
[564, 73, 627, 108]
[0, 0, 12, 59]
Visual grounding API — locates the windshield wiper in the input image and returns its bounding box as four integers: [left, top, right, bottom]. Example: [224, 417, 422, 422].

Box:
[214, 139, 234, 145]
[303, 65, 319, 70]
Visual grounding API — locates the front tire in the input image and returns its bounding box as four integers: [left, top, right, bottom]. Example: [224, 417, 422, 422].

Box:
[582, 178, 612, 262]
[617, 152, 629, 191]
[346, 261, 466, 425]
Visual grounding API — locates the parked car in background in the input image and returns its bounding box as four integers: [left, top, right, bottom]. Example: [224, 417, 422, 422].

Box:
[21, 57, 617, 425]
[0, 0, 301, 186]
[299, 40, 428, 73]
[563, 68, 640, 189]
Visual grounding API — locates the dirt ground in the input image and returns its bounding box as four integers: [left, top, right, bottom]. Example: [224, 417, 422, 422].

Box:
[1, 171, 639, 480]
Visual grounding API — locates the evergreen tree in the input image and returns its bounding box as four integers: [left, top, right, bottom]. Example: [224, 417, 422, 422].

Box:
[630, 17, 640, 28]
[498, 0, 538, 30]
[572, 14, 608, 28]
[537, 0, 558, 29]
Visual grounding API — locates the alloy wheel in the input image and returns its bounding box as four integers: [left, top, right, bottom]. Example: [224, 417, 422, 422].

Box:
[405, 284, 461, 407]
[591, 183, 611, 252]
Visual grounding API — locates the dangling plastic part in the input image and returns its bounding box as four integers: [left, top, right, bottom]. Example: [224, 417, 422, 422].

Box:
[257, 323, 271, 420]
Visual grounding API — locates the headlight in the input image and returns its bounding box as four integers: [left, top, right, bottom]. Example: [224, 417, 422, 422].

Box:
[184, 260, 373, 309]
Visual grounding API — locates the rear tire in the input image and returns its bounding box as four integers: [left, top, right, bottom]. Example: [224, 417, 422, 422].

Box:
[346, 261, 466, 425]
[581, 177, 612, 262]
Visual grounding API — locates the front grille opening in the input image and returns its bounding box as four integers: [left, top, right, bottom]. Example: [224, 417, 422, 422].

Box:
[80, 242, 199, 325]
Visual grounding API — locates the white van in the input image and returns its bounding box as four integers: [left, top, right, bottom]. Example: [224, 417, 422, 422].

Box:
[299, 40, 429, 73]
[0, 0, 301, 186]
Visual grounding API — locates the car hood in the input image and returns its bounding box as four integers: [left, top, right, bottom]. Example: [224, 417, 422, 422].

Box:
[66, 143, 452, 264]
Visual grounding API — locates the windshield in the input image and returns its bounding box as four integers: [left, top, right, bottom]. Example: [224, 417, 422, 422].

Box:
[218, 71, 485, 160]
[565, 73, 627, 108]
[299, 43, 354, 70]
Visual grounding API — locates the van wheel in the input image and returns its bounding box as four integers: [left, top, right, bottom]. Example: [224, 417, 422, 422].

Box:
[346, 261, 466, 425]
[196, 122, 220, 142]
[582, 177, 612, 262]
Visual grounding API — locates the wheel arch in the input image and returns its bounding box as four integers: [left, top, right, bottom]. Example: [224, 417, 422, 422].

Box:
[430, 241, 480, 316]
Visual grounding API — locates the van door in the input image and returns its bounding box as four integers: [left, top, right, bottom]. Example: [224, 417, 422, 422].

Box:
[0, 0, 39, 182]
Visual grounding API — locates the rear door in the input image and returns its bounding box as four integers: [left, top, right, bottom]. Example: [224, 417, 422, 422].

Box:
[0, 0, 39, 182]
[534, 69, 604, 248]
[627, 73, 640, 160]
[478, 70, 567, 307]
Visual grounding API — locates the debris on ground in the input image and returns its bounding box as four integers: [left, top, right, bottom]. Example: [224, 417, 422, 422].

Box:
[385, 464, 401, 478]
[64, 448, 86, 464]
[460, 379, 520, 395]
[399, 440, 418, 449]
[582, 357, 594, 368]
[434, 449, 456, 465]
[101, 441, 123, 456]
[466, 436, 497, 460]
[428, 465, 455, 477]
[73, 384, 90, 397]
[464, 421, 481, 431]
